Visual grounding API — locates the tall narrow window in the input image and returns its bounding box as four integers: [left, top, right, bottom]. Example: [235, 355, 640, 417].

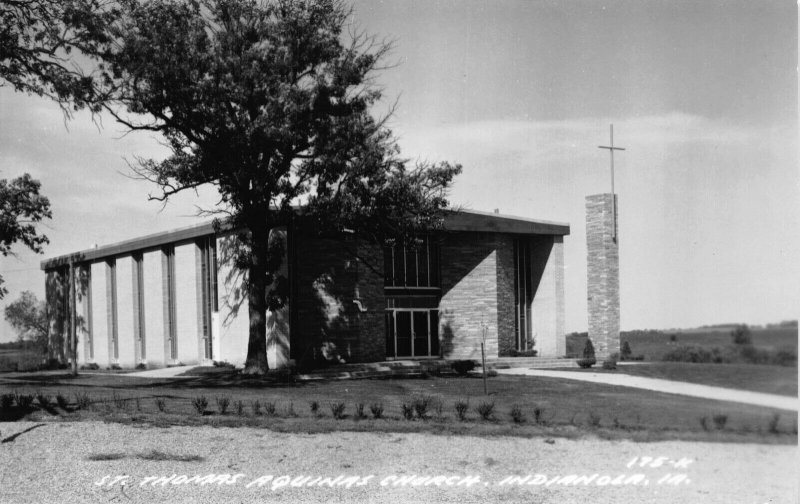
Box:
[513, 238, 533, 351]
[106, 259, 119, 360]
[133, 253, 146, 362]
[198, 236, 218, 360]
[163, 246, 177, 360]
[383, 237, 439, 289]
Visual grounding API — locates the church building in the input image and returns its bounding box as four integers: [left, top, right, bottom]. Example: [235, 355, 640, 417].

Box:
[41, 209, 569, 370]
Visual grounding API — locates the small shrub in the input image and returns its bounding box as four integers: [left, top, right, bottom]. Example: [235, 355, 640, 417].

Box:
[309, 401, 320, 416]
[699, 416, 710, 431]
[577, 358, 595, 368]
[401, 402, 414, 420]
[451, 360, 476, 376]
[620, 341, 632, 360]
[432, 397, 444, 420]
[234, 400, 245, 416]
[510, 404, 525, 424]
[16, 393, 34, 409]
[330, 402, 346, 420]
[454, 399, 469, 421]
[264, 402, 277, 416]
[35, 391, 51, 408]
[712, 414, 728, 430]
[216, 396, 230, 415]
[192, 396, 208, 415]
[602, 358, 617, 370]
[369, 402, 384, 419]
[109, 363, 122, 371]
[533, 405, 545, 425]
[412, 395, 431, 420]
[251, 400, 262, 416]
[588, 412, 601, 428]
[56, 393, 69, 409]
[773, 346, 797, 367]
[134, 397, 141, 412]
[578, 339, 597, 368]
[155, 397, 166, 413]
[486, 369, 498, 378]
[212, 360, 236, 368]
[633, 354, 645, 361]
[284, 402, 297, 417]
[112, 393, 129, 411]
[476, 401, 495, 421]
[669, 334, 678, 343]
[135, 363, 147, 370]
[80, 362, 100, 370]
[354, 403, 366, 420]
[1, 394, 14, 409]
[768, 413, 781, 434]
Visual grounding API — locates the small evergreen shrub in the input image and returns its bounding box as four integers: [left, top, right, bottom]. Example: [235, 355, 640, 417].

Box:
[451, 360, 476, 376]
[354, 403, 366, 420]
[330, 402, 346, 420]
[235, 400, 245, 416]
[80, 363, 100, 370]
[699, 416, 710, 431]
[309, 401, 320, 416]
[369, 402, 384, 419]
[602, 357, 617, 370]
[412, 395, 431, 420]
[264, 402, 277, 416]
[620, 341, 632, 360]
[155, 397, 166, 413]
[192, 396, 208, 415]
[588, 412, 601, 427]
[216, 396, 230, 415]
[15, 393, 34, 409]
[510, 404, 525, 424]
[1, 394, 14, 410]
[533, 405, 545, 425]
[768, 413, 781, 434]
[56, 393, 69, 409]
[712, 414, 728, 430]
[454, 399, 469, 421]
[285, 402, 297, 417]
[401, 403, 414, 420]
[251, 400, 262, 416]
[476, 401, 495, 421]
[35, 392, 51, 408]
[135, 363, 147, 370]
[578, 339, 597, 368]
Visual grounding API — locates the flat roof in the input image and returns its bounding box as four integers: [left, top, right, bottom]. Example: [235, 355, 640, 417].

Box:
[41, 210, 570, 270]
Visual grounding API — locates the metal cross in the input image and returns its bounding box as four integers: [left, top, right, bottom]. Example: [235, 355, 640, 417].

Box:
[598, 124, 625, 240]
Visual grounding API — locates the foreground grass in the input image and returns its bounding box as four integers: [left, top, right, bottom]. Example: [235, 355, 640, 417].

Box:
[558, 362, 798, 397]
[0, 371, 795, 444]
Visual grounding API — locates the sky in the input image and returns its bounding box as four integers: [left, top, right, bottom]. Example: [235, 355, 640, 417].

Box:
[1, 0, 798, 342]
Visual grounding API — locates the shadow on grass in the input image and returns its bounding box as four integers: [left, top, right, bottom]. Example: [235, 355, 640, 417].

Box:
[1, 423, 46, 443]
[86, 450, 205, 462]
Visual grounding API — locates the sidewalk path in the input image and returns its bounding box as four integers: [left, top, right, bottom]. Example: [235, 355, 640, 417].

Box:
[123, 365, 197, 379]
[496, 368, 799, 411]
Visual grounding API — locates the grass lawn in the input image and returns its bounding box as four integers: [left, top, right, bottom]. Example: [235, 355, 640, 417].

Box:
[0, 370, 795, 444]
[557, 362, 798, 397]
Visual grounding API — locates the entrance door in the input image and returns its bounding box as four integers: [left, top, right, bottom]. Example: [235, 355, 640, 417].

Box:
[386, 310, 440, 358]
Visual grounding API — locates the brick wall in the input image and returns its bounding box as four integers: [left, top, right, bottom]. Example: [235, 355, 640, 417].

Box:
[586, 193, 620, 358]
[495, 235, 516, 357]
[439, 232, 500, 360]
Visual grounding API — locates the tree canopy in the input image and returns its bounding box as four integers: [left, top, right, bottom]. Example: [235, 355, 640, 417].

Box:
[4, 290, 48, 351]
[2, 0, 461, 373]
[0, 174, 52, 299]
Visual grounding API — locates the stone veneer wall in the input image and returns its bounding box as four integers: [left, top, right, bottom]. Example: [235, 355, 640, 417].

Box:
[586, 193, 620, 358]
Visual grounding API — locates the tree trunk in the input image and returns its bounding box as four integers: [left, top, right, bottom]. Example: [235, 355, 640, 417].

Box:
[242, 221, 270, 375]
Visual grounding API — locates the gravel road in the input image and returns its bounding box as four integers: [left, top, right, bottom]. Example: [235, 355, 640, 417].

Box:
[1, 420, 796, 503]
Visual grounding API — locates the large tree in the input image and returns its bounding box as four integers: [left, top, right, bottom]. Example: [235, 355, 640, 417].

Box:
[0, 174, 52, 299]
[3, 0, 461, 374]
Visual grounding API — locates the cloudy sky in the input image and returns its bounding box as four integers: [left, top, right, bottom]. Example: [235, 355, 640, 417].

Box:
[1, 0, 797, 341]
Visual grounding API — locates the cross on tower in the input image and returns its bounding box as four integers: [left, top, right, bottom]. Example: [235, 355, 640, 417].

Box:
[598, 124, 625, 240]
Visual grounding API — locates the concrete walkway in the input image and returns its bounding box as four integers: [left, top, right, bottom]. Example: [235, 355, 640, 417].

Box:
[496, 368, 799, 411]
[123, 365, 197, 379]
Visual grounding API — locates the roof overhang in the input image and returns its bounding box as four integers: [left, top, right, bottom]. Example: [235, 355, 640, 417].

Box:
[41, 209, 570, 270]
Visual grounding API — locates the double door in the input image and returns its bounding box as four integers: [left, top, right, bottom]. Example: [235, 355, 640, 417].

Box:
[386, 309, 439, 358]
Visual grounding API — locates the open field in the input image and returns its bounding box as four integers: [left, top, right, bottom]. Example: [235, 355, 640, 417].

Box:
[560, 362, 798, 397]
[0, 370, 795, 443]
[623, 327, 797, 360]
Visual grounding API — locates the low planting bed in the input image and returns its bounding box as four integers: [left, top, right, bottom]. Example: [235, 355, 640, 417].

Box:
[0, 371, 795, 444]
